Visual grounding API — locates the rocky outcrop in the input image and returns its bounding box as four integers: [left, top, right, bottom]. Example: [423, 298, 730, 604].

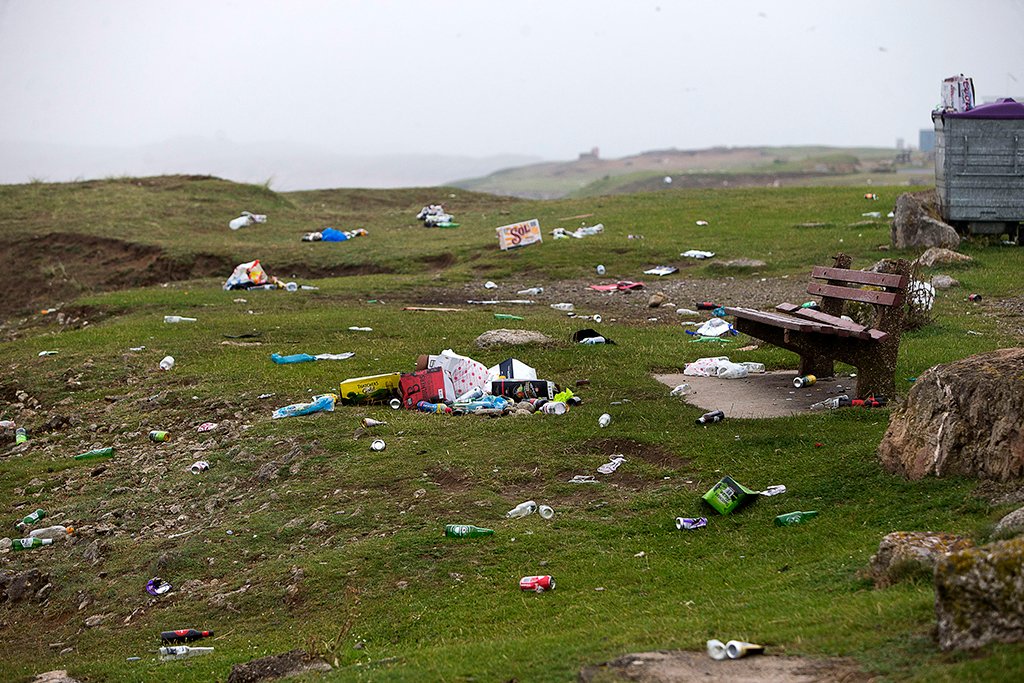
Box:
[878, 348, 1024, 481]
[474, 329, 555, 349]
[995, 506, 1024, 536]
[866, 531, 974, 588]
[935, 538, 1024, 650]
[891, 191, 960, 250]
[917, 247, 973, 268]
[0, 568, 52, 604]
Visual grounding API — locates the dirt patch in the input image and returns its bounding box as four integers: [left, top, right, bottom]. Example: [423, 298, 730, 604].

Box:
[579, 650, 872, 683]
[582, 437, 688, 470]
[653, 371, 855, 419]
[424, 465, 474, 492]
[226, 649, 331, 683]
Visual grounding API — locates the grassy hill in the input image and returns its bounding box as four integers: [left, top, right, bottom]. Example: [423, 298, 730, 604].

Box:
[0, 176, 1021, 682]
[452, 146, 934, 199]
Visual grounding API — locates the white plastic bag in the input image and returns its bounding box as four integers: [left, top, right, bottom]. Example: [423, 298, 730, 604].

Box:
[695, 318, 734, 337]
[684, 356, 730, 377]
[715, 361, 749, 379]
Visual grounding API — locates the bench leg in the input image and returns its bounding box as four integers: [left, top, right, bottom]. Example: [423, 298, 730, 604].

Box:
[798, 353, 835, 380]
[851, 343, 898, 399]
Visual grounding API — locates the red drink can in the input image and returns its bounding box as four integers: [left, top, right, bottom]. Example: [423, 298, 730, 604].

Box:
[519, 575, 556, 592]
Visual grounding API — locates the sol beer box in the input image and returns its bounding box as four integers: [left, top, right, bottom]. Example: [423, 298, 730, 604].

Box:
[491, 379, 557, 401]
[496, 219, 542, 251]
[400, 367, 455, 409]
[338, 372, 401, 405]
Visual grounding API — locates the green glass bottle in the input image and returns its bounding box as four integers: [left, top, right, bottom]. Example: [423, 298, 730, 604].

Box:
[73, 447, 115, 461]
[15, 508, 46, 531]
[444, 524, 494, 538]
[774, 510, 819, 526]
[12, 537, 53, 551]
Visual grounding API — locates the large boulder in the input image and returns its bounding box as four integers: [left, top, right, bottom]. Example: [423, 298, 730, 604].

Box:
[995, 506, 1024, 536]
[917, 247, 973, 268]
[878, 348, 1024, 481]
[935, 538, 1024, 651]
[891, 190, 961, 250]
[866, 531, 974, 588]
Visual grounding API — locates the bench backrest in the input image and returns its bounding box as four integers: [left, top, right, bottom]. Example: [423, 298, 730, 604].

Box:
[807, 253, 911, 334]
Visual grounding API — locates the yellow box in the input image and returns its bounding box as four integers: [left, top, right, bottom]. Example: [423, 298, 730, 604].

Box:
[339, 372, 401, 405]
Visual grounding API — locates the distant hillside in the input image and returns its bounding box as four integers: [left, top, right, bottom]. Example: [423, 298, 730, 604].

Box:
[451, 145, 932, 198]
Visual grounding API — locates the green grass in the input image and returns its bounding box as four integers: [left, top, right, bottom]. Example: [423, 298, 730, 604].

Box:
[1, 176, 1022, 682]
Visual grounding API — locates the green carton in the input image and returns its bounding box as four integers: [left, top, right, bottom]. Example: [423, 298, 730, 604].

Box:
[702, 476, 758, 515]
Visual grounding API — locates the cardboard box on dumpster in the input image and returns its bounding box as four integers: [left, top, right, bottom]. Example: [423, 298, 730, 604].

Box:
[702, 476, 758, 515]
[491, 379, 557, 400]
[941, 74, 975, 112]
[496, 219, 542, 251]
[339, 373, 401, 405]
[400, 367, 455, 408]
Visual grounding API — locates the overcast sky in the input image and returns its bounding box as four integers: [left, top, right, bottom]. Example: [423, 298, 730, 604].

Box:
[2, 0, 1023, 161]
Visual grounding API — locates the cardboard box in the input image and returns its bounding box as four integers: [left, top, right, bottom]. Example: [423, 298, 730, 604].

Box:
[496, 219, 542, 250]
[490, 379, 557, 400]
[701, 476, 757, 515]
[339, 372, 401, 405]
[400, 367, 455, 409]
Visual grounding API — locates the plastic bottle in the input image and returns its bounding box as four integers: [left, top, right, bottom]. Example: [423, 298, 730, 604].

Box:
[29, 525, 73, 541]
[0, 420, 15, 430]
[599, 413, 611, 428]
[774, 510, 819, 526]
[161, 629, 213, 644]
[163, 316, 196, 323]
[455, 387, 484, 403]
[550, 303, 575, 312]
[15, 427, 27, 444]
[541, 401, 567, 415]
[669, 383, 692, 397]
[579, 336, 607, 345]
[12, 537, 53, 551]
[596, 264, 606, 275]
[15, 509, 45, 531]
[271, 394, 336, 419]
[149, 430, 171, 443]
[517, 287, 543, 295]
[740, 362, 766, 373]
[159, 356, 175, 371]
[416, 401, 452, 414]
[73, 447, 115, 461]
[506, 500, 538, 518]
[159, 645, 214, 660]
[696, 410, 725, 425]
[538, 505, 554, 520]
[444, 524, 494, 538]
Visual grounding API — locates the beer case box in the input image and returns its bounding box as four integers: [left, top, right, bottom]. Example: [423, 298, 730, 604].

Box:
[338, 373, 402, 405]
[490, 379, 557, 401]
[701, 475, 758, 515]
[399, 367, 455, 409]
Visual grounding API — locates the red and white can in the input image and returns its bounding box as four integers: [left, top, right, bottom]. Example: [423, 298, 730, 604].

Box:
[519, 575, 555, 593]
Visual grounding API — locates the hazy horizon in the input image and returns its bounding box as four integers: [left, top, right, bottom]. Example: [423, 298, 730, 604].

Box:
[2, 0, 1022, 187]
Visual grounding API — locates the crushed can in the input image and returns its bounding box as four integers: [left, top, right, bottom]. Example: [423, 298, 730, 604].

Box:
[675, 516, 708, 530]
[519, 575, 555, 593]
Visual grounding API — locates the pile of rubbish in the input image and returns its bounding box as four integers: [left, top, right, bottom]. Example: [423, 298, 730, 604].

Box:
[274, 350, 579, 420]
[416, 204, 458, 228]
[552, 223, 603, 239]
[301, 227, 368, 242]
[222, 260, 316, 292]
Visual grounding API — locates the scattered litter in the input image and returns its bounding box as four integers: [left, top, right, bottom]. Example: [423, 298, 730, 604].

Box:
[302, 227, 367, 242]
[758, 485, 787, 497]
[348, 326, 373, 332]
[538, 505, 554, 519]
[634, 551, 646, 558]
[370, 439, 386, 452]
[568, 475, 598, 484]
[129, 346, 146, 351]
[257, 393, 275, 399]
[643, 266, 678, 276]
[596, 264, 606, 275]
[597, 454, 624, 473]
[484, 281, 498, 289]
[968, 293, 982, 302]
[695, 220, 709, 226]
[270, 352, 355, 364]
[163, 315, 196, 323]
[683, 356, 730, 376]
[146, 577, 172, 596]
[507, 500, 538, 518]
[229, 211, 267, 230]
[361, 417, 387, 428]
[552, 223, 603, 239]
[694, 318, 737, 338]
[572, 328, 615, 344]
[702, 476, 756, 515]
[551, 302, 575, 312]
[696, 410, 725, 424]
[404, 306, 465, 312]
[517, 287, 543, 295]
[793, 374, 816, 388]
[161, 629, 213, 644]
[669, 383, 692, 396]
[467, 299, 535, 305]
[775, 510, 818, 526]
[675, 517, 707, 530]
[676, 308, 699, 316]
[223, 260, 269, 290]
[73, 447, 114, 461]
[708, 639, 765, 660]
[862, 211, 882, 218]
[589, 281, 644, 292]
[494, 313, 523, 320]
[160, 645, 214, 661]
[519, 575, 555, 592]
[272, 394, 337, 419]
[680, 250, 715, 259]
[148, 430, 170, 443]
[189, 461, 210, 474]
[37, 350, 58, 356]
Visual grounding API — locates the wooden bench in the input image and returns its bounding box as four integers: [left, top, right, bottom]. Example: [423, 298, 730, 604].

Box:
[723, 253, 911, 398]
